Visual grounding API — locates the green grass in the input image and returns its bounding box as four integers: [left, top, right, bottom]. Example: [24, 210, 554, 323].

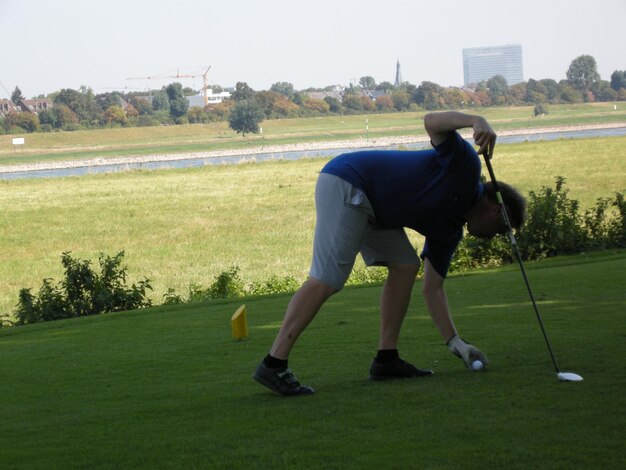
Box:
[1, 250, 624, 468]
[1, 135, 625, 319]
[1, 102, 625, 165]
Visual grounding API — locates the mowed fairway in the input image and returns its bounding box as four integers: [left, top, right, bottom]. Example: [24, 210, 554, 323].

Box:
[1, 135, 626, 318]
[0, 251, 624, 468]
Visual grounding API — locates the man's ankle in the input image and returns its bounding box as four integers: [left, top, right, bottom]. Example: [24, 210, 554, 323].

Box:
[264, 354, 288, 369]
[375, 349, 399, 364]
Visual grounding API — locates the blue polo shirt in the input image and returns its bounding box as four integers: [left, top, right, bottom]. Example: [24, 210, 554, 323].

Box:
[321, 131, 483, 277]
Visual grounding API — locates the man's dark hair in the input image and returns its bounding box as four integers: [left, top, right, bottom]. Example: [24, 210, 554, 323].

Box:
[483, 181, 527, 230]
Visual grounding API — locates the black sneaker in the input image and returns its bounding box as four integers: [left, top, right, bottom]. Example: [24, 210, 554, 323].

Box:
[253, 362, 315, 396]
[369, 357, 434, 381]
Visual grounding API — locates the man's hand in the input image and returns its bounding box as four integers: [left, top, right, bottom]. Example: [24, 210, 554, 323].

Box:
[472, 116, 497, 159]
[447, 335, 489, 368]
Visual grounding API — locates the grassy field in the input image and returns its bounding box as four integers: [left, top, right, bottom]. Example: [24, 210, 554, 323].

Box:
[1, 250, 624, 468]
[1, 135, 625, 319]
[1, 102, 625, 165]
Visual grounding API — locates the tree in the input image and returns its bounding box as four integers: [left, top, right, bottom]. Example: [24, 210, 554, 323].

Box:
[165, 82, 189, 118]
[506, 83, 527, 105]
[360, 95, 376, 112]
[391, 89, 410, 111]
[205, 100, 234, 121]
[413, 82, 443, 110]
[228, 99, 264, 136]
[486, 75, 508, 105]
[255, 91, 283, 118]
[96, 92, 124, 111]
[102, 105, 127, 126]
[567, 55, 600, 93]
[539, 79, 560, 103]
[359, 76, 376, 90]
[592, 80, 618, 101]
[323, 96, 343, 114]
[231, 82, 255, 102]
[610, 71, 626, 92]
[342, 94, 364, 113]
[38, 109, 57, 128]
[165, 82, 184, 101]
[375, 95, 394, 112]
[54, 104, 79, 129]
[526, 79, 548, 104]
[169, 96, 189, 118]
[54, 87, 99, 123]
[152, 90, 169, 111]
[272, 95, 300, 117]
[11, 86, 25, 105]
[270, 82, 294, 98]
[558, 82, 583, 103]
[6, 112, 40, 132]
[375, 81, 395, 93]
[446, 88, 469, 108]
[303, 98, 330, 114]
[129, 97, 153, 115]
[187, 107, 208, 123]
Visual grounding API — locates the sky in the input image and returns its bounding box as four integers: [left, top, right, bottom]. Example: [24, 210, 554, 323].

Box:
[1, 0, 624, 98]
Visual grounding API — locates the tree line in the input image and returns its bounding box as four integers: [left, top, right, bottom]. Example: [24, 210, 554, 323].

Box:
[1, 54, 625, 136]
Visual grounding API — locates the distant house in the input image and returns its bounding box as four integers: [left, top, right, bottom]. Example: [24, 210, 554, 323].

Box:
[19, 99, 53, 114]
[0, 99, 20, 116]
[187, 89, 231, 108]
[304, 89, 389, 103]
[0, 98, 53, 116]
[359, 90, 389, 101]
[304, 90, 343, 102]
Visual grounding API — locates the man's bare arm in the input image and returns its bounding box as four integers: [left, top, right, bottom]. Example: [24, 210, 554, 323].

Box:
[424, 111, 497, 158]
[421, 257, 457, 343]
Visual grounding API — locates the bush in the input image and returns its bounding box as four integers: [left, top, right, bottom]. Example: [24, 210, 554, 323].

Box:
[451, 236, 512, 272]
[14, 251, 152, 325]
[346, 267, 388, 285]
[248, 275, 300, 296]
[163, 267, 302, 304]
[517, 177, 588, 259]
[607, 192, 626, 247]
[452, 177, 626, 272]
[534, 103, 548, 116]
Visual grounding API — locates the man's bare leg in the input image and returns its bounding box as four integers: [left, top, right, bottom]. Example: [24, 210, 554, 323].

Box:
[369, 262, 433, 380]
[269, 277, 338, 359]
[378, 263, 419, 350]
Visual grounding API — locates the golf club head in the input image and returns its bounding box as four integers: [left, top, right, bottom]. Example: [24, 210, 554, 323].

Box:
[557, 372, 583, 382]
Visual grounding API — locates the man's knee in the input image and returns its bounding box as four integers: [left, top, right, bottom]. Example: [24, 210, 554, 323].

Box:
[303, 277, 341, 298]
[387, 262, 420, 280]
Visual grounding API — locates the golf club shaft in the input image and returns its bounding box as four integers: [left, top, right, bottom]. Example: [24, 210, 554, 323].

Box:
[483, 156, 561, 374]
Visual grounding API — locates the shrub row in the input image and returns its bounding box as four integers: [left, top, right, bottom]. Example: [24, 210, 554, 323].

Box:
[3, 178, 624, 327]
[11, 252, 151, 326]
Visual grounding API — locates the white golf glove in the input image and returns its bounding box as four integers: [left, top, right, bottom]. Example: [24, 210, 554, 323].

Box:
[447, 335, 489, 369]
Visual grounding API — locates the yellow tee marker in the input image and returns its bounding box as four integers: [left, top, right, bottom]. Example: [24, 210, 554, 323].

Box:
[231, 304, 248, 340]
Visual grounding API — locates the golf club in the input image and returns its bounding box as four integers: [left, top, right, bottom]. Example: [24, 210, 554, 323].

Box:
[482, 154, 583, 382]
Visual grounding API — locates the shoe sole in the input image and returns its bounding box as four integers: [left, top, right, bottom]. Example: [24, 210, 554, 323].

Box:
[369, 369, 434, 381]
[252, 372, 315, 397]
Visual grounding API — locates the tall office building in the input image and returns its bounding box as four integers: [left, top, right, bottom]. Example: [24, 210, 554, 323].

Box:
[463, 44, 523, 86]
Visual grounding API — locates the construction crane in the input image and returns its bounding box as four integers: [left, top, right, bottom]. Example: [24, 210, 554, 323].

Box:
[126, 65, 212, 105]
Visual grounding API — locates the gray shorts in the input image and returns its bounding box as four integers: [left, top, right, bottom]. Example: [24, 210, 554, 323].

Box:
[310, 173, 420, 290]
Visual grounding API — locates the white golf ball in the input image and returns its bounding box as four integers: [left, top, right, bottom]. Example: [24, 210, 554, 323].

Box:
[471, 360, 484, 371]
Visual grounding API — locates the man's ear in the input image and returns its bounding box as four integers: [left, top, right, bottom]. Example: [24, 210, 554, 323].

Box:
[489, 201, 502, 215]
